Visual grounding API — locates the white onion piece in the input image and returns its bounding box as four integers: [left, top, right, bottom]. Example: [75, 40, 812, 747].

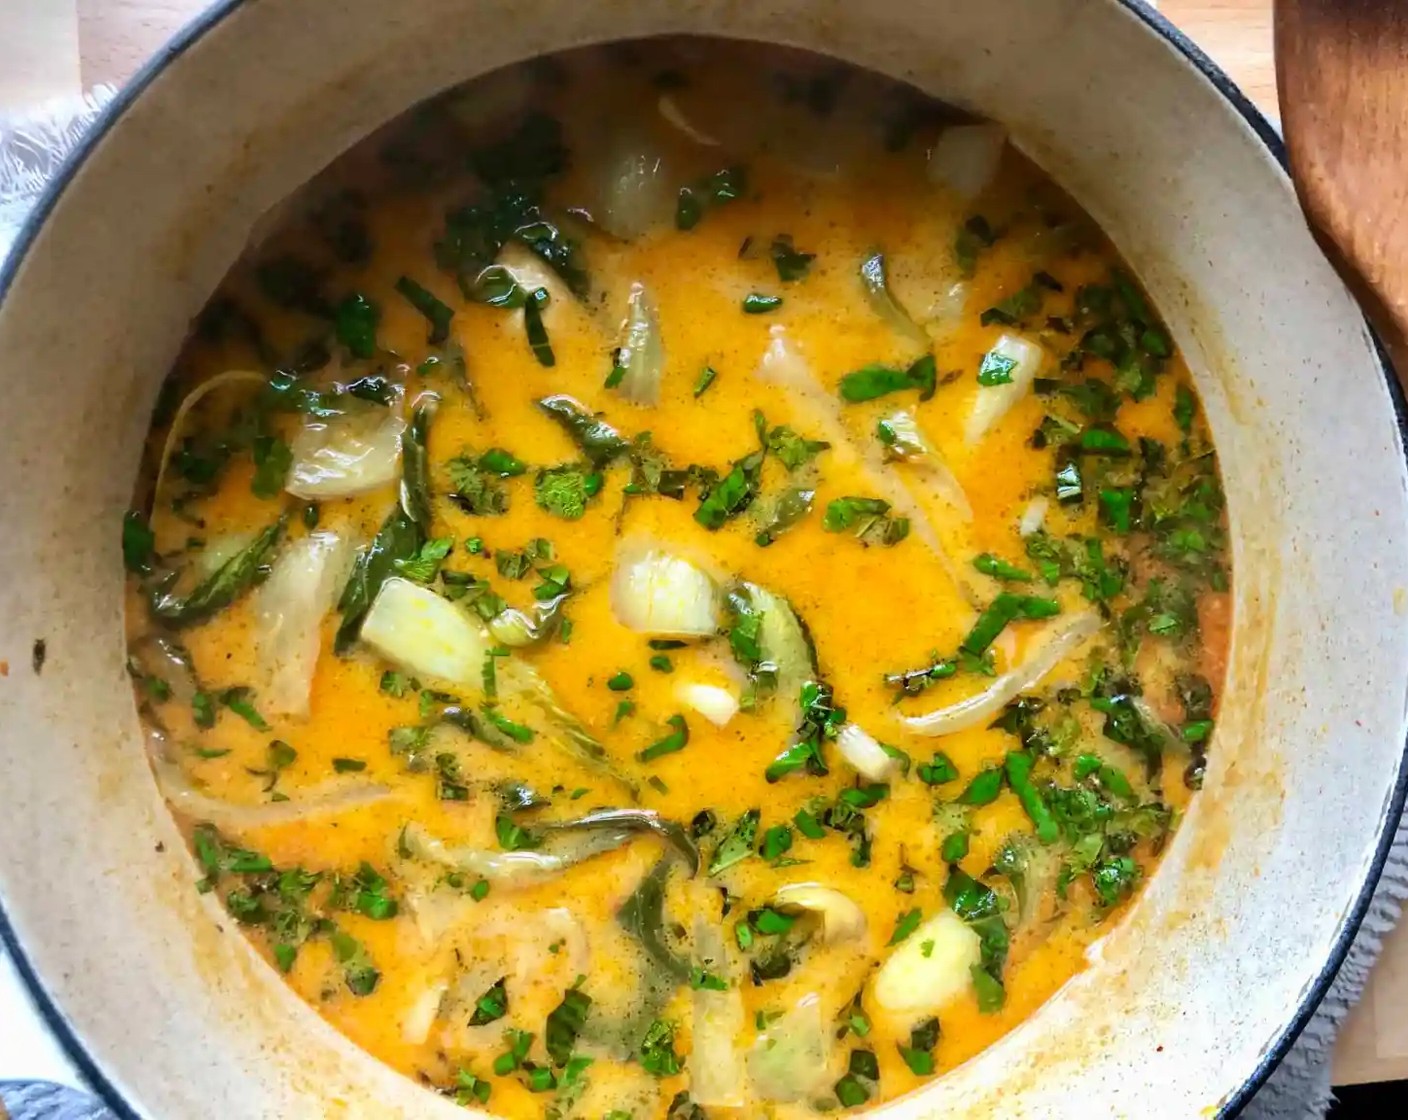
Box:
[1019, 495, 1050, 537]
[593, 133, 674, 240]
[878, 410, 973, 522]
[965, 332, 1046, 446]
[747, 995, 831, 1102]
[153, 369, 267, 517]
[757, 328, 982, 608]
[253, 531, 355, 717]
[402, 822, 634, 884]
[690, 919, 746, 1107]
[872, 908, 983, 1015]
[771, 883, 867, 943]
[196, 531, 256, 577]
[497, 241, 570, 304]
[674, 682, 740, 728]
[285, 409, 405, 500]
[401, 981, 448, 1045]
[361, 577, 491, 687]
[741, 582, 817, 704]
[899, 612, 1102, 736]
[611, 547, 719, 637]
[835, 723, 898, 782]
[927, 123, 1007, 200]
[152, 756, 390, 830]
[658, 94, 720, 146]
[612, 282, 665, 406]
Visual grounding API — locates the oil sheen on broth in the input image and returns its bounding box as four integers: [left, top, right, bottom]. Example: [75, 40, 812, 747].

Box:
[124, 39, 1229, 1120]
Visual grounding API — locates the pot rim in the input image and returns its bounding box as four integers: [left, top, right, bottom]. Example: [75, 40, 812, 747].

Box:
[1, 2, 1403, 1116]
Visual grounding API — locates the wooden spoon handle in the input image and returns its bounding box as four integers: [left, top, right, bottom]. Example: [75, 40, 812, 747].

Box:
[1276, 0, 1408, 372]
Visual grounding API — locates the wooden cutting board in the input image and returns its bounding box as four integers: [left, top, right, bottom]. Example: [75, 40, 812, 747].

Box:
[0, 0, 1403, 1090]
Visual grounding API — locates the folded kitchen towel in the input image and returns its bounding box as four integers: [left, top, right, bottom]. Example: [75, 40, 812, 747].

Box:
[1, 82, 1404, 1120]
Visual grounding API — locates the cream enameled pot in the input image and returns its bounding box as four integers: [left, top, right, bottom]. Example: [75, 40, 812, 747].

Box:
[2, 1, 1406, 1116]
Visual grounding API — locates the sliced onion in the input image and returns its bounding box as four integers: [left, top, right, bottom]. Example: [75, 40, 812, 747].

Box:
[927, 123, 1007, 200]
[497, 241, 570, 303]
[965, 332, 1046, 446]
[674, 682, 739, 728]
[153, 369, 267, 517]
[401, 822, 636, 885]
[611, 546, 719, 638]
[747, 995, 831, 1102]
[361, 577, 492, 688]
[878, 410, 973, 521]
[128, 634, 199, 704]
[611, 282, 665, 406]
[756, 328, 982, 609]
[690, 918, 745, 1107]
[195, 531, 257, 577]
[152, 754, 390, 831]
[1018, 495, 1050, 537]
[658, 94, 720, 146]
[899, 612, 1102, 736]
[872, 908, 983, 1015]
[401, 981, 448, 1045]
[732, 582, 817, 704]
[770, 883, 866, 943]
[835, 723, 899, 782]
[285, 408, 405, 500]
[253, 531, 356, 717]
[592, 132, 674, 240]
[859, 250, 929, 348]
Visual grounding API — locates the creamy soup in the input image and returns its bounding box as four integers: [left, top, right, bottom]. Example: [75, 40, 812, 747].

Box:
[123, 39, 1229, 1119]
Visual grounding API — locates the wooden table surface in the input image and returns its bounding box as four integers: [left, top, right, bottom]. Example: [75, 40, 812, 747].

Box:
[1, 0, 1404, 1092]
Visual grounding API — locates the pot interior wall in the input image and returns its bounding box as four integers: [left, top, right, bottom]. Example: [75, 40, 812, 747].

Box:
[0, 1, 1405, 1117]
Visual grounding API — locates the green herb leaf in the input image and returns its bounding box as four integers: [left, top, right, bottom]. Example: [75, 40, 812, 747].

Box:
[743, 292, 783, 314]
[955, 767, 1003, 806]
[709, 809, 761, 876]
[839, 354, 938, 403]
[334, 293, 379, 358]
[960, 592, 1061, 657]
[977, 349, 1017, 386]
[394, 276, 454, 345]
[889, 907, 923, 945]
[770, 235, 816, 282]
[638, 714, 690, 763]
[464, 976, 508, 1026]
[150, 515, 287, 628]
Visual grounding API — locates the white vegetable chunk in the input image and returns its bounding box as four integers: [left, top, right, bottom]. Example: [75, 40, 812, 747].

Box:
[674, 682, 739, 727]
[690, 919, 746, 1107]
[747, 995, 832, 1102]
[612, 282, 665, 405]
[658, 94, 720, 146]
[899, 612, 1101, 736]
[253, 531, 356, 716]
[593, 132, 674, 239]
[285, 409, 405, 500]
[771, 883, 867, 943]
[872, 908, 982, 1015]
[611, 547, 719, 637]
[401, 981, 448, 1045]
[834, 723, 898, 782]
[361, 577, 491, 687]
[1018, 495, 1050, 537]
[927, 123, 1007, 200]
[965, 333, 1046, 446]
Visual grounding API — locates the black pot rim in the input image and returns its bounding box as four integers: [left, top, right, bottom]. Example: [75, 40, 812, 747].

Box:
[1, 3, 1404, 1116]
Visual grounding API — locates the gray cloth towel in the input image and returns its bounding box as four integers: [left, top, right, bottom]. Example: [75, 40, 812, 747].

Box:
[0, 84, 1404, 1120]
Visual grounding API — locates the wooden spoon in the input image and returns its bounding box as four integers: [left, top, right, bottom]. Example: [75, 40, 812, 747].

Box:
[1276, 0, 1408, 375]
